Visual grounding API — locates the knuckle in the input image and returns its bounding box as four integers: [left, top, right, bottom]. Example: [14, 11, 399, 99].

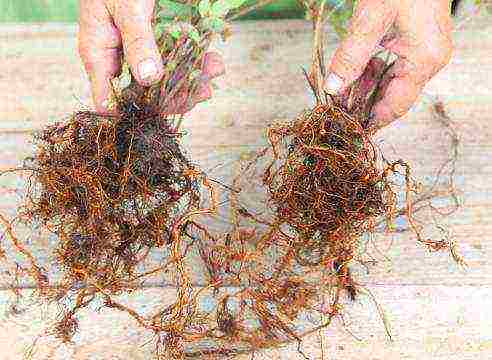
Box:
[202, 52, 225, 77]
[123, 34, 147, 54]
[332, 46, 363, 81]
[413, 38, 453, 83]
[115, 4, 153, 38]
[392, 103, 411, 118]
[381, 77, 421, 119]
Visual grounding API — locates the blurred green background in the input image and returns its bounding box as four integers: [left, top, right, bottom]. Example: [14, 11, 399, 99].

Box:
[0, 1, 487, 24]
[0, 0, 306, 22]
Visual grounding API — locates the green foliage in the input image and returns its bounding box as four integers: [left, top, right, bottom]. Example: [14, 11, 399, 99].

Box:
[302, 0, 354, 38]
[198, 0, 211, 17]
[159, 0, 194, 17]
[228, 0, 248, 8]
[0, 0, 78, 22]
[202, 17, 226, 32]
[0, 0, 305, 23]
[154, 22, 166, 39]
[155, 0, 249, 43]
[154, 0, 355, 41]
[188, 27, 201, 42]
[158, 0, 247, 21]
[327, 0, 355, 38]
[211, 0, 232, 18]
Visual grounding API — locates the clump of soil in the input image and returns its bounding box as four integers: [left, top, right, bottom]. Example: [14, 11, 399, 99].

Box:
[23, 91, 199, 290]
[264, 102, 392, 268]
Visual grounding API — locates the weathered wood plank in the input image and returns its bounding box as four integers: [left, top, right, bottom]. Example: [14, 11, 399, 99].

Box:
[0, 285, 490, 359]
[0, 12, 491, 360]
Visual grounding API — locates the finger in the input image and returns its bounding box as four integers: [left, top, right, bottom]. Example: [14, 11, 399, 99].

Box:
[369, 42, 452, 130]
[78, 0, 122, 113]
[324, 0, 397, 94]
[367, 0, 453, 129]
[368, 59, 424, 130]
[113, 0, 164, 86]
[369, 3, 453, 130]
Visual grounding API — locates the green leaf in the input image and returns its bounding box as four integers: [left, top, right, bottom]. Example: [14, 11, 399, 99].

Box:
[189, 69, 202, 81]
[211, 0, 231, 17]
[188, 27, 201, 43]
[198, 0, 211, 17]
[201, 17, 226, 32]
[153, 23, 166, 39]
[210, 17, 226, 32]
[168, 24, 182, 39]
[227, 0, 247, 9]
[159, 0, 192, 17]
[327, 0, 355, 38]
[170, 29, 181, 39]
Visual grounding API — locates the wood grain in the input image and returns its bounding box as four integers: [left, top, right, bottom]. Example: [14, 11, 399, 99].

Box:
[0, 13, 491, 360]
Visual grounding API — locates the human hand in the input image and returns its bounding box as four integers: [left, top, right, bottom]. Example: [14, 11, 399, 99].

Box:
[78, 0, 225, 114]
[324, 0, 453, 132]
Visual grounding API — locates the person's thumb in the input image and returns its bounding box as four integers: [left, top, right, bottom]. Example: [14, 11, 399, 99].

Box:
[114, 0, 163, 86]
[324, 0, 396, 95]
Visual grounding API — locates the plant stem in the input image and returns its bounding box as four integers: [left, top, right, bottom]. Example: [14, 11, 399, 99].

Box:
[228, 0, 277, 21]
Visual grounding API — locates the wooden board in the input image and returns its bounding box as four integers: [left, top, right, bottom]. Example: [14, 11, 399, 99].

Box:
[0, 14, 491, 360]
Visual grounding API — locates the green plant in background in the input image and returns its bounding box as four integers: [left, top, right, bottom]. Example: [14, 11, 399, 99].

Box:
[326, 0, 355, 38]
[1, 0, 490, 26]
[152, 0, 355, 47]
[0, 0, 306, 22]
[155, 0, 248, 42]
[113, 0, 263, 114]
[0, 0, 78, 22]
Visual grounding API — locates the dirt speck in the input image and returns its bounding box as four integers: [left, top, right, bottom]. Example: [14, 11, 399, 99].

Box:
[250, 43, 274, 61]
